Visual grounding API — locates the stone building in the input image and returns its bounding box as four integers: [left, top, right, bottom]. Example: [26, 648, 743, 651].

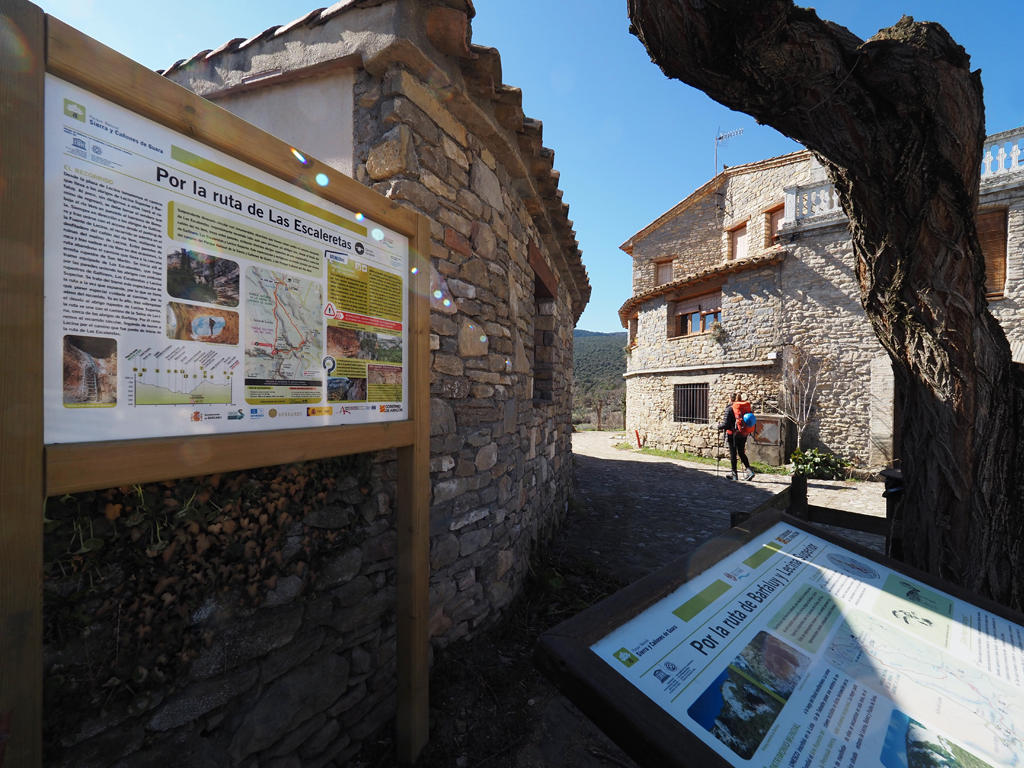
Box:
[44, 2, 589, 766]
[619, 127, 1024, 469]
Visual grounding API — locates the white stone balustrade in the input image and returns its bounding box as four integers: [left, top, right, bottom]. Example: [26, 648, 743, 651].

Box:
[783, 182, 842, 224]
[982, 127, 1024, 179]
[781, 128, 1024, 227]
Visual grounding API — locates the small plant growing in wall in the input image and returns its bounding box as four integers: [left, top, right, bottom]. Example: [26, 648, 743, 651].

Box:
[709, 321, 727, 344]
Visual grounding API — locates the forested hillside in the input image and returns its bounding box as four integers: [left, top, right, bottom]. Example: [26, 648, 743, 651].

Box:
[573, 330, 627, 428]
[574, 330, 627, 393]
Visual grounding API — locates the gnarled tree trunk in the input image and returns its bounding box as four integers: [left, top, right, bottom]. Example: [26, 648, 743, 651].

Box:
[627, 0, 1024, 609]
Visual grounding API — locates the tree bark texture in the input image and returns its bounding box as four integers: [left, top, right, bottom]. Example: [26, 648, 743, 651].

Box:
[627, 0, 1024, 608]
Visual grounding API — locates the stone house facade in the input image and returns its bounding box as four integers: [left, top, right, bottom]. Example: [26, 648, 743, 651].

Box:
[44, 2, 589, 766]
[620, 128, 1024, 469]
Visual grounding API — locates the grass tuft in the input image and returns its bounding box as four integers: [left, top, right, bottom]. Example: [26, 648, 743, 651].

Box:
[614, 443, 789, 475]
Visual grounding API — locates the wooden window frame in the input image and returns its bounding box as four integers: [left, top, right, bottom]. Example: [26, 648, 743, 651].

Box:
[668, 291, 722, 339]
[764, 203, 785, 247]
[978, 208, 1007, 299]
[655, 259, 674, 286]
[728, 221, 748, 261]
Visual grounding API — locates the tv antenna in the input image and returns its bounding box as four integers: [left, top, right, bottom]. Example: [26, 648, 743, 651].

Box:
[714, 127, 743, 174]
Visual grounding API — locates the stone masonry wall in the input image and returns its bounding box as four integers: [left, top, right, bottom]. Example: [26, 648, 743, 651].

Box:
[44, 454, 403, 768]
[626, 371, 777, 458]
[982, 189, 1024, 331]
[352, 65, 575, 646]
[778, 224, 885, 465]
[631, 185, 723, 294]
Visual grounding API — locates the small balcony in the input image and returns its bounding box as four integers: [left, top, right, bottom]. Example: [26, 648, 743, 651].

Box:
[781, 180, 845, 233]
[782, 125, 1024, 228]
[982, 127, 1024, 185]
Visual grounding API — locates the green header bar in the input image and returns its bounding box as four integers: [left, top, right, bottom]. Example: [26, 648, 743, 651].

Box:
[171, 145, 367, 237]
[743, 541, 781, 569]
[672, 579, 730, 622]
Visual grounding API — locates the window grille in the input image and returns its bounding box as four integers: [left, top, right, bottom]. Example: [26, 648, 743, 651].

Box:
[673, 383, 709, 423]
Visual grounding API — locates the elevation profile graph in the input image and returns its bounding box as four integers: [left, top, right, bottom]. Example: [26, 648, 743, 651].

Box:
[126, 346, 239, 406]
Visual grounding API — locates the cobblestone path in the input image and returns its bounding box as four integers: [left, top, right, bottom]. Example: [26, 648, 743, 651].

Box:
[566, 431, 886, 583]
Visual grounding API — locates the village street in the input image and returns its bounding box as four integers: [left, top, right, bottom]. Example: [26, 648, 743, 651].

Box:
[504, 431, 888, 766]
[399, 431, 888, 767]
[567, 430, 887, 582]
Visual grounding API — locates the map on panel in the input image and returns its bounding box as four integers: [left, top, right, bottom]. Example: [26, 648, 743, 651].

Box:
[244, 266, 323, 398]
[826, 609, 1022, 765]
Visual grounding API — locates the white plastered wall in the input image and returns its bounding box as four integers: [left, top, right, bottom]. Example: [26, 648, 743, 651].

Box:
[214, 71, 355, 177]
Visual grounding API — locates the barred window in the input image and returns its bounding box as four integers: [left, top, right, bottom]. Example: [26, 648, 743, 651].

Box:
[673, 383, 709, 424]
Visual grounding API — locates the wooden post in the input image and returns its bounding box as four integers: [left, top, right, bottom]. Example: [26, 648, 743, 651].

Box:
[789, 473, 808, 518]
[396, 214, 432, 764]
[0, 3, 45, 767]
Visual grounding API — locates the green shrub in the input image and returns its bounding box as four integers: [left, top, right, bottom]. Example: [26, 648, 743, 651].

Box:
[790, 447, 849, 480]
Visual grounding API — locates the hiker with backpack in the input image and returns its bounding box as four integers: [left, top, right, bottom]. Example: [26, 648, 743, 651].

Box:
[717, 392, 757, 481]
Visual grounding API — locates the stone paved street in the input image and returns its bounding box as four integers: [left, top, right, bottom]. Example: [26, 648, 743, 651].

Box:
[567, 430, 886, 583]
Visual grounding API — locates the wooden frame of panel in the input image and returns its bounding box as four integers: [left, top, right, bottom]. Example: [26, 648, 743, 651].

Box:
[0, 2, 431, 764]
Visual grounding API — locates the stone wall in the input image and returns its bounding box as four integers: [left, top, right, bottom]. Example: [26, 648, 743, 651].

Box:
[631, 184, 723, 294]
[982, 189, 1024, 332]
[625, 371, 777, 458]
[44, 455, 402, 768]
[42, 2, 588, 765]
[778, 223, 885, 465]
[351, 63, 577, 644]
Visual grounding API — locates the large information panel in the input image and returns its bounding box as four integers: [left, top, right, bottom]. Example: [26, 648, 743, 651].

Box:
[542, 514, 1024, 768]
[44, 75, 409, 443]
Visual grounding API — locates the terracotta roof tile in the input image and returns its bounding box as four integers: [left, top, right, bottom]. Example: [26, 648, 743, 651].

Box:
[618, 252, 784, 326]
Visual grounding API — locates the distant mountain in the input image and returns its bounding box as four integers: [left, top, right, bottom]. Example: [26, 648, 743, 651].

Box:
[573, 330, 627, 395]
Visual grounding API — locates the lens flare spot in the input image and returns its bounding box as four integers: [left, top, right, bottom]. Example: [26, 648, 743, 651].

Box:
[433, 290, 443, 299]
[354, 212, 365, 222]
[0, 19, 34, 74]
[315, 173, 329, 186]
[443, 298, 452, 307]
[479, 335, 488, 343]
[371, 228, 384, 241]
[290, 148, 309, 165]
[410, 267, 419, 274]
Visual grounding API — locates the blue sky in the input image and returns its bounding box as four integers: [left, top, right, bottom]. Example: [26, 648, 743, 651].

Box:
[37, 1, 1024, 332]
